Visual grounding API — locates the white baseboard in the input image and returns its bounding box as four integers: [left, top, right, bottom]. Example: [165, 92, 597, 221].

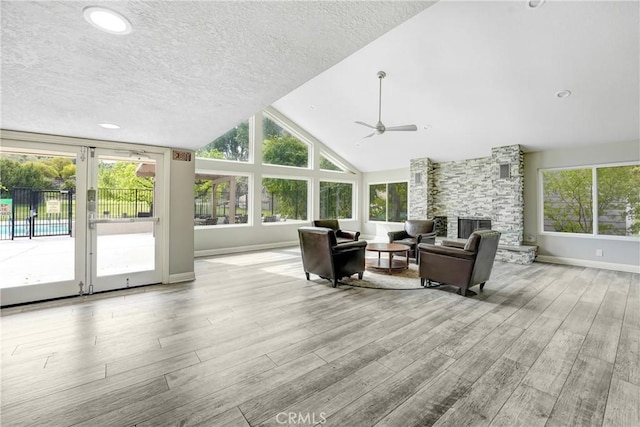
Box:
[536, 255, 640, 273]
[168, 272, 196, 283]
[195, 241, 298, 258]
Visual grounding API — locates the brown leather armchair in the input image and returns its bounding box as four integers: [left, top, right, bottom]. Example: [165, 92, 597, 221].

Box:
[387, 220, 437, 263]
[312, 219, 360, 244]
[418, 230, 501, 296]
[298, 226, 367, 288]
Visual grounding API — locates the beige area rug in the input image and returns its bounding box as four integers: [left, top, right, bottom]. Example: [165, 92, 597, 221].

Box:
[340, 261, 425, 290]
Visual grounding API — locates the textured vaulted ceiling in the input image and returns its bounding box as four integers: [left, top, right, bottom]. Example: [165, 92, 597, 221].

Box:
[0, 0, 432, 149]
[2, 1, 638, 173]
[274, 0, 640, 171]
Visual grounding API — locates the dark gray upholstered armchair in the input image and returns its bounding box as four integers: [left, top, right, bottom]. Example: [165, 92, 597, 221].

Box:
[418, 230, 501, 296]
[298, 226, 367, 288]
[312, 219, 360, 244]
[387, 220, 437, 263]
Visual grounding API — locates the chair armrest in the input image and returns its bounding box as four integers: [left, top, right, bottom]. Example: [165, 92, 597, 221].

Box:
[442, 239, 466, 249]
[416, 231, 437, 245]
[336, 230, 360, 241]
[388, 230, 408, 242]
[333, 240, 368, 253]
[418, 243, 476, 261]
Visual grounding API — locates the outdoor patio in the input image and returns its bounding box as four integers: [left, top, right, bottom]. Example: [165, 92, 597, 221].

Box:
[0, 233, 155, 289]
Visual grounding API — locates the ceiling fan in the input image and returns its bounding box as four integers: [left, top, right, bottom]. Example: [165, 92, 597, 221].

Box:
[355, 70, 417, 138]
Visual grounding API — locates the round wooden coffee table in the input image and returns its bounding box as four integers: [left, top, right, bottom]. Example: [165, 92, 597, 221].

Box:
[366, 243, 410, 274]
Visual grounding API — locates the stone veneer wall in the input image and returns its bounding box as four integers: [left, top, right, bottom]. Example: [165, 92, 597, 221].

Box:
[410, 144, 530, 263]
[431, 157, 492, 240]
[409, 158, 432, 219]
[491, 145, 524, 246]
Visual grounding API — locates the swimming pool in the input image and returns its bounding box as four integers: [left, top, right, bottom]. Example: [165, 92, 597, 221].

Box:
[0, 220, 71, 238]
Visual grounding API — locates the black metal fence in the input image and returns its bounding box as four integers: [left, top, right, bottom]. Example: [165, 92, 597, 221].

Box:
[0, 188, 73, 240]
[98, 188, 153, 218]
[0, 187, 154, 240]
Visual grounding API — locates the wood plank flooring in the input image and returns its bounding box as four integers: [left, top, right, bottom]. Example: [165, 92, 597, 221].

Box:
[1, 247, 638, 426]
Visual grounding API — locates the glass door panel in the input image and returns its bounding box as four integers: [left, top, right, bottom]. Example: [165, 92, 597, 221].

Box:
[0, 142, 86, 306]
[88, 149, 163, 292]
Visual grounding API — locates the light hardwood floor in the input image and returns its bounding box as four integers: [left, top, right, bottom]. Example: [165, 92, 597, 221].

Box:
[1, 247, 638, 427]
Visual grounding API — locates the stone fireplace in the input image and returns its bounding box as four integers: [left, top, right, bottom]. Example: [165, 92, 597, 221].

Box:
[409, 144, 535, 264]
[457, 217, 492, 239]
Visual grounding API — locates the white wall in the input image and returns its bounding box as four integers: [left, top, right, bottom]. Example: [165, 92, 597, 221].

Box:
[524, 140, 640, 271]
[360, 167, 410, 241]
[169, 152, 196, 281]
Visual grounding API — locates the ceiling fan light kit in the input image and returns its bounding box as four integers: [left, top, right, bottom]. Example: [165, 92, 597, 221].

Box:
[355, 70, 417, 138]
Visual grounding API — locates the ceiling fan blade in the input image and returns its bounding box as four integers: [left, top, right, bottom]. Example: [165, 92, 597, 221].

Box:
[385, 124, 418, 132]
[363, 132, 376, 138]
[355, 121, 376, 129]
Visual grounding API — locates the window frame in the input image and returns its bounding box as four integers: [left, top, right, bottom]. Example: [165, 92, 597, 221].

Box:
[261, 112, 312, 170]
[318, 150, 351, 174]
[194, 170, 252, 228]
[260, 174, 310, 225]
[194, 119, 252, 164]
[318, 179, 356, 221]
[367, 180, 409, 223]
[538, 161, 640, 241]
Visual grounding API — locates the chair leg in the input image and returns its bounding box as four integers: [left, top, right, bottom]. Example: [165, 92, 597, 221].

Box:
[333, 279, 338, 288]
[305, 272, 310, 280]
[420, 278, 425, 287]
[479, 282, 485, 290]
[358, 272, 363, 280]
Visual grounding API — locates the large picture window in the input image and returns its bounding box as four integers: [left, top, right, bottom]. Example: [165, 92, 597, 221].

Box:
[368, 182, 408, 222]
[196, 120, 250, 162]
[261, 177, 308, 222]
[262, 116, 309, 168]
[319, 181, 353, 219]
[542, 164, 639, 237]
[194, 174, 249, 226]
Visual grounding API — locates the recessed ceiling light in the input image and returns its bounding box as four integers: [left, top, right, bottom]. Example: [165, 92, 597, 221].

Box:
[83, 6, 132, 35]
[99, 123, 120, 129]
[555, 90, 572, 99]
[310, 105, 316, 110]
[527, 0, 547, 9]
[423, 125, 432, 131]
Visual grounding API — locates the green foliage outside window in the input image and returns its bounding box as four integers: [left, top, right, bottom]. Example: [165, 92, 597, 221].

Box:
[197, 121, 249, 161]
[262, 178, 307, 220]
[319, 182, 352, 219]
[319, 156, 342, 171]
[543, 169, 593, 233]
[543, 165, 640, 236]
[597, 165, 640, 236]
[0, 156, 76, 197]
[368, 182, 407, 222]
[369, 184, 386, 221]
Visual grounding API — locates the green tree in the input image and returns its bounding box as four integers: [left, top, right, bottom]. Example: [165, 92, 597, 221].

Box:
[197, 121, 249, 161]
[98, 162, 153, 204]
[262, 177, 307, 219]
[0, 158, 49, 197]
[263, 134, 308, 167]
[369, 184, 386, 221]
[319, 156, 342, 171]
[261, 133, 309, 220]
[319, 182, 352, 219]
[543, 169, 593, 233]
[597, 165, 640, 235]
